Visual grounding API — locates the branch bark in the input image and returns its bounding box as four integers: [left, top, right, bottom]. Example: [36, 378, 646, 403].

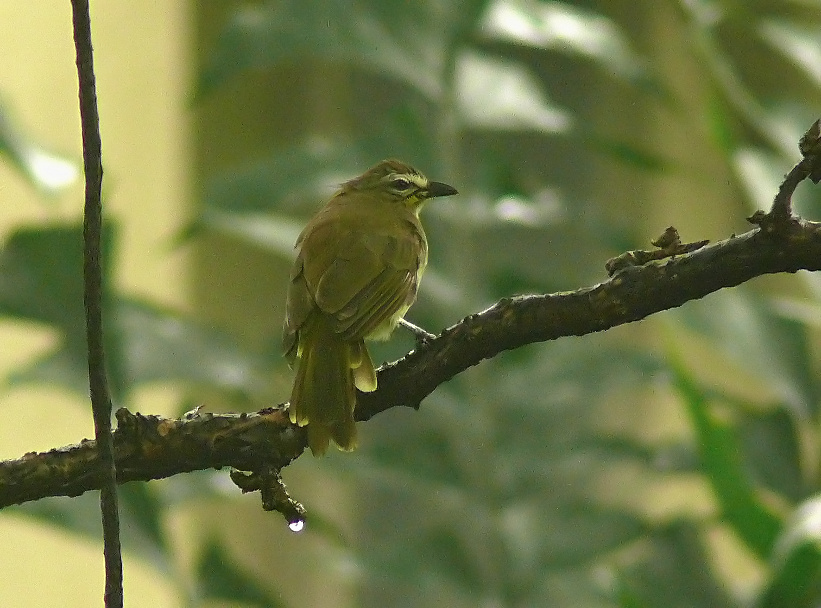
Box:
[71, 1, 123, 605]
[1, 121, 820, 524]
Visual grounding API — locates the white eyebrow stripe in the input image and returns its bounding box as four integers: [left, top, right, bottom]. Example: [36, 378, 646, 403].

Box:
[395, 173, 428, 189]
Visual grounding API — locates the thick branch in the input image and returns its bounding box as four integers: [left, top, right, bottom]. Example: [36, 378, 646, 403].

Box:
[0, 408, 300, 507]
[0, 216, 818, 510]
[1, 121, 820, 521]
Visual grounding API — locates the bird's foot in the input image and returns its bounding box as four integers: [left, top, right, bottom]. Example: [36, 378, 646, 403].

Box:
[398, 318, 437, 347]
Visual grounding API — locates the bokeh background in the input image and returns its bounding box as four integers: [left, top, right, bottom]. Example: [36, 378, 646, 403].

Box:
[1, 1, 821, 606]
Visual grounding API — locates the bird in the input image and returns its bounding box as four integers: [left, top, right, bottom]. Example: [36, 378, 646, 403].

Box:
[283, 159, 458, 455]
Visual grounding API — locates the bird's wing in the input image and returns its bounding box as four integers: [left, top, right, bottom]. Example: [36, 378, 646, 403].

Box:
[304, 222, 423, 340]
[282, 250, 313, 361]
[333, 265, 416, 340]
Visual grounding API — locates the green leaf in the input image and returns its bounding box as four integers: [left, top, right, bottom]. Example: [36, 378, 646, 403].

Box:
[502, 500, 647, 569]
[197, 0, 447, 100]
[0, 224, 112, 333]
[12, 298, 269, 397]
[771, 297, 821, 331]
[454, 51, 573, 133]
[705, 90, 737, 157]
[478, 0, 663, 95]
[420, 526, 486, 595]
[615, 520, 735, 608]
[0, 96, 79, 194]
[672, 291, 820, 419]
[732, 147, 787, 212]
[531, 568, 620, 608]
[584, 134, 671, 172]
[759, 19, 821, 88]
[0, 224, 114, 393]
[691, 24, 798, 157]
[196, 538, 285, 608]
[670, 359, 782, 559]
[196, 210, 303, 261]
[0, 226, 265, 397]
[7, 343, 89, 395]
[759, 496, 821, 608]
[578, 435, 699, 475]
[117, 482, 170, 557]
[611, 574, 649, 608]
[738, 407, 805, 503]
[0, 226, 269, 397]
[353, 418, 468, 493]
[200, 139, 374, 217]
[111, 299, 269, 395]
[495, 341, 663, 425]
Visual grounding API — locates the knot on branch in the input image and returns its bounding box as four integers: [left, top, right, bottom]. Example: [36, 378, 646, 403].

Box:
[116, 407, 309, 525]
[605, 226, 709, 276]
[230, 467, 306, 528]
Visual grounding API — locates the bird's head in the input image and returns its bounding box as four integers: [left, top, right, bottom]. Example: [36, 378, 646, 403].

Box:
[339, 159, 458, 211]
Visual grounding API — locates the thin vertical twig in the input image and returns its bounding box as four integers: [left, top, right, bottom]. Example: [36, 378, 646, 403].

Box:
[70, 1, 123, 606]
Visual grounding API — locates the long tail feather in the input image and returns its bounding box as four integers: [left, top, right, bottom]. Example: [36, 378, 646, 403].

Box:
[289, 317, 357, 455]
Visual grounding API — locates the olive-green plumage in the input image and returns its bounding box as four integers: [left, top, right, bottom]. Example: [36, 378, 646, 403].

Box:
[283, 159, 457, 455]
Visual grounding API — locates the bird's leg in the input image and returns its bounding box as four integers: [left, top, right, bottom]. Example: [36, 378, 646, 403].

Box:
[398, 318, 436, 346]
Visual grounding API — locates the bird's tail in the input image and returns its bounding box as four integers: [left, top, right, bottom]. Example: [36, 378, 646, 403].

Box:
[289, 317, 358, 456]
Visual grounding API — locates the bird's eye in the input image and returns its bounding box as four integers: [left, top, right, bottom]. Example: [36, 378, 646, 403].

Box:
[390, 178, 411, 190]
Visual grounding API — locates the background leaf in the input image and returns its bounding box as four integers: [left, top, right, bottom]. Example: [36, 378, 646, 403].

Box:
[0, 96, 78, 194]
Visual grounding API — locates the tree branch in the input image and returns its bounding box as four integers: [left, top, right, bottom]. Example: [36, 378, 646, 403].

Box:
[1, 121, 820, 525]
[357, 217, 821, 421]
[71, 0, 123, 605]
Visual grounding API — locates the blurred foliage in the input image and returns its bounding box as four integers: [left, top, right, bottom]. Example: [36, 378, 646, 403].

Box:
[3, 0, 821, 607]
[0, 96, 78, 195]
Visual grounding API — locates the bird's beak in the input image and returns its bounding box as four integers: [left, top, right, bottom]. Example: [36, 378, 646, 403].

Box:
[426, 181, 458, 198]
